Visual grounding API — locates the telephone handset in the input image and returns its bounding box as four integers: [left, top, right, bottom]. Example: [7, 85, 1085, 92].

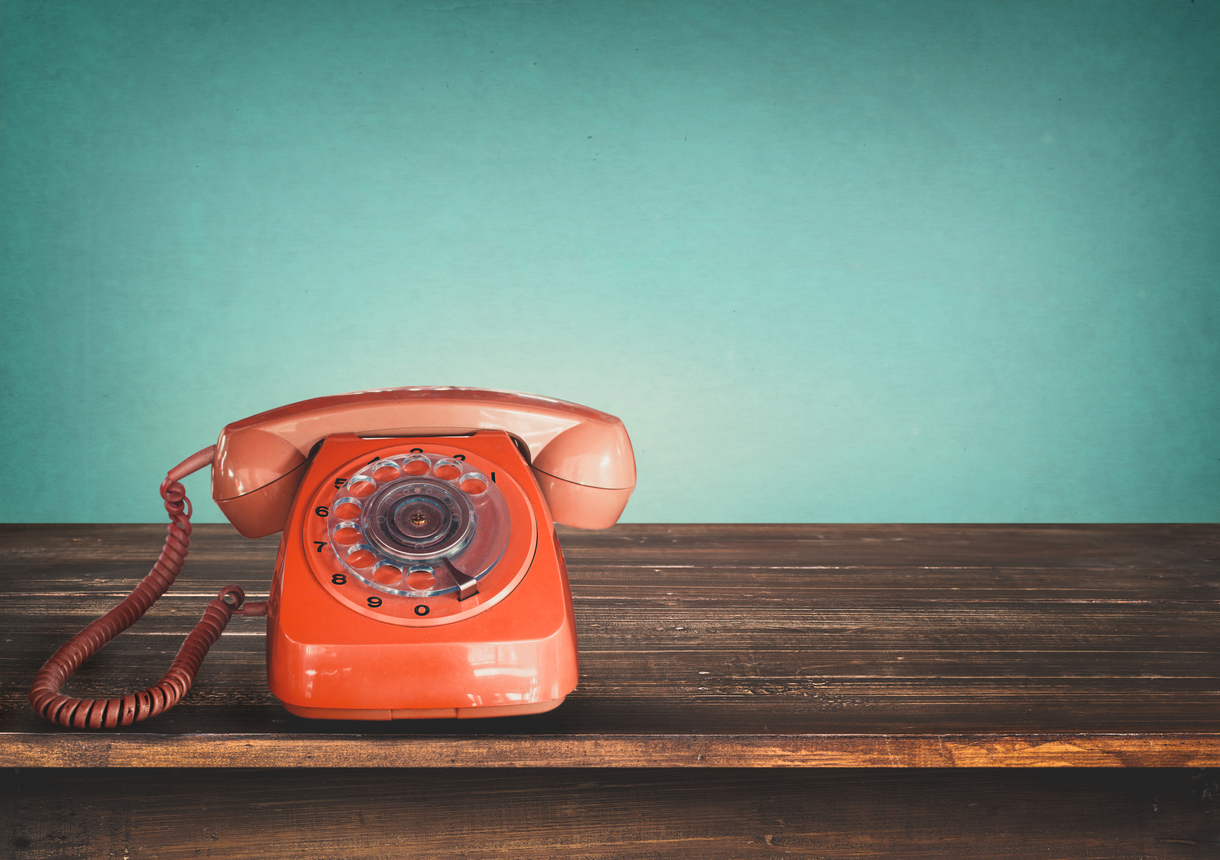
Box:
[31, 388, 635, 727]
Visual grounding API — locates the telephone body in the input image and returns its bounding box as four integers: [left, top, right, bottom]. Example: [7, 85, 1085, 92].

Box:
[31, 388, 635, 725]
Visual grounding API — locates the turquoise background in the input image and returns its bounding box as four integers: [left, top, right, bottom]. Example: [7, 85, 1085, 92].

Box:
[1, 0, 1217, 524]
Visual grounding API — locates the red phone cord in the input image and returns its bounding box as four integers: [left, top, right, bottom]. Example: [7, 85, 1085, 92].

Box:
[29, 446, 261, 729]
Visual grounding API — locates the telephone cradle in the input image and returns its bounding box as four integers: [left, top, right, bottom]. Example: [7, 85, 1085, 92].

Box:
[29, 388, 636, 728]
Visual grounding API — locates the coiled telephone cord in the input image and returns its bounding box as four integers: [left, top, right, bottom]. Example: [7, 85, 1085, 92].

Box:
[29, 446, 263, 729]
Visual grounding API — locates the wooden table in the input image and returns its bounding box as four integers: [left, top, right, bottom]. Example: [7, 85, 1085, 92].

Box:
[3, 524, 1218, 857]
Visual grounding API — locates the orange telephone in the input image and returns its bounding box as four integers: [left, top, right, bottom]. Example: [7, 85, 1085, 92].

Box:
[30, 388, 635, 727]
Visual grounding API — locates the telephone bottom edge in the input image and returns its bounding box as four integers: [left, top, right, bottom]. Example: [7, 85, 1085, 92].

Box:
[281, 697, 567, 720]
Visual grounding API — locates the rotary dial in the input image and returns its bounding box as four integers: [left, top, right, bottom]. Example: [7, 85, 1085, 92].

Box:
[326, 452, 509, 600]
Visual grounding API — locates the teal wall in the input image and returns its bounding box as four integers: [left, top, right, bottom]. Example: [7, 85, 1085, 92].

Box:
[2, 0, 1217, 524]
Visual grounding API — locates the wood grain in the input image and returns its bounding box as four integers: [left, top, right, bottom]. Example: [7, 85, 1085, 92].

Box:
[4, 768, 1219, 859]
[2, 524, 1218, 767]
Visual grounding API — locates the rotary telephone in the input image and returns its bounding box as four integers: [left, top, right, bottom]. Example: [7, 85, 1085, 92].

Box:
[30, 388, 635, 728]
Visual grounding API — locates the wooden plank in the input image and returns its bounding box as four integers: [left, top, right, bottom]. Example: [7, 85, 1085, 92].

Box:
[3, 768, 1218, 859]
[2, 524, 1218, 766]
[3, 732, 1220, 768]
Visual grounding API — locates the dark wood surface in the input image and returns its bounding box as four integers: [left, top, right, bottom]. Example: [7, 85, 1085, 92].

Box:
[2, 523, 1219, 767]
[5, 524, 1220, 858]
[4, 768, 1219, 859]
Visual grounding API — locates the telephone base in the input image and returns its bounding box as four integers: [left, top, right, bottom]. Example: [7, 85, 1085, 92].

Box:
[283, 697, 566, 721]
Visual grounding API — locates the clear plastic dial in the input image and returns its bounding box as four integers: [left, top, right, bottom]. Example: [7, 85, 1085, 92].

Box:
[326, 453, 509, 598]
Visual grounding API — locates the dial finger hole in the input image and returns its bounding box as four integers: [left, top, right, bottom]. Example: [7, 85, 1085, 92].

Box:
[346, 545, 378, 568]
[333, 497, 362, 520]
[348, 478, 377, 498]
[332, 523, 362, 545]
[372, 461, 400, 482]
[459, 473, 487, 495]
[402, 454, 430, 476]
[406, 566, 436, 590]
[372, 562, 403, 586]
[434, 458, 462, 481]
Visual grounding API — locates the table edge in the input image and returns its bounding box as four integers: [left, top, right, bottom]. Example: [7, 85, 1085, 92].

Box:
[4, 732, 1220, 768]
